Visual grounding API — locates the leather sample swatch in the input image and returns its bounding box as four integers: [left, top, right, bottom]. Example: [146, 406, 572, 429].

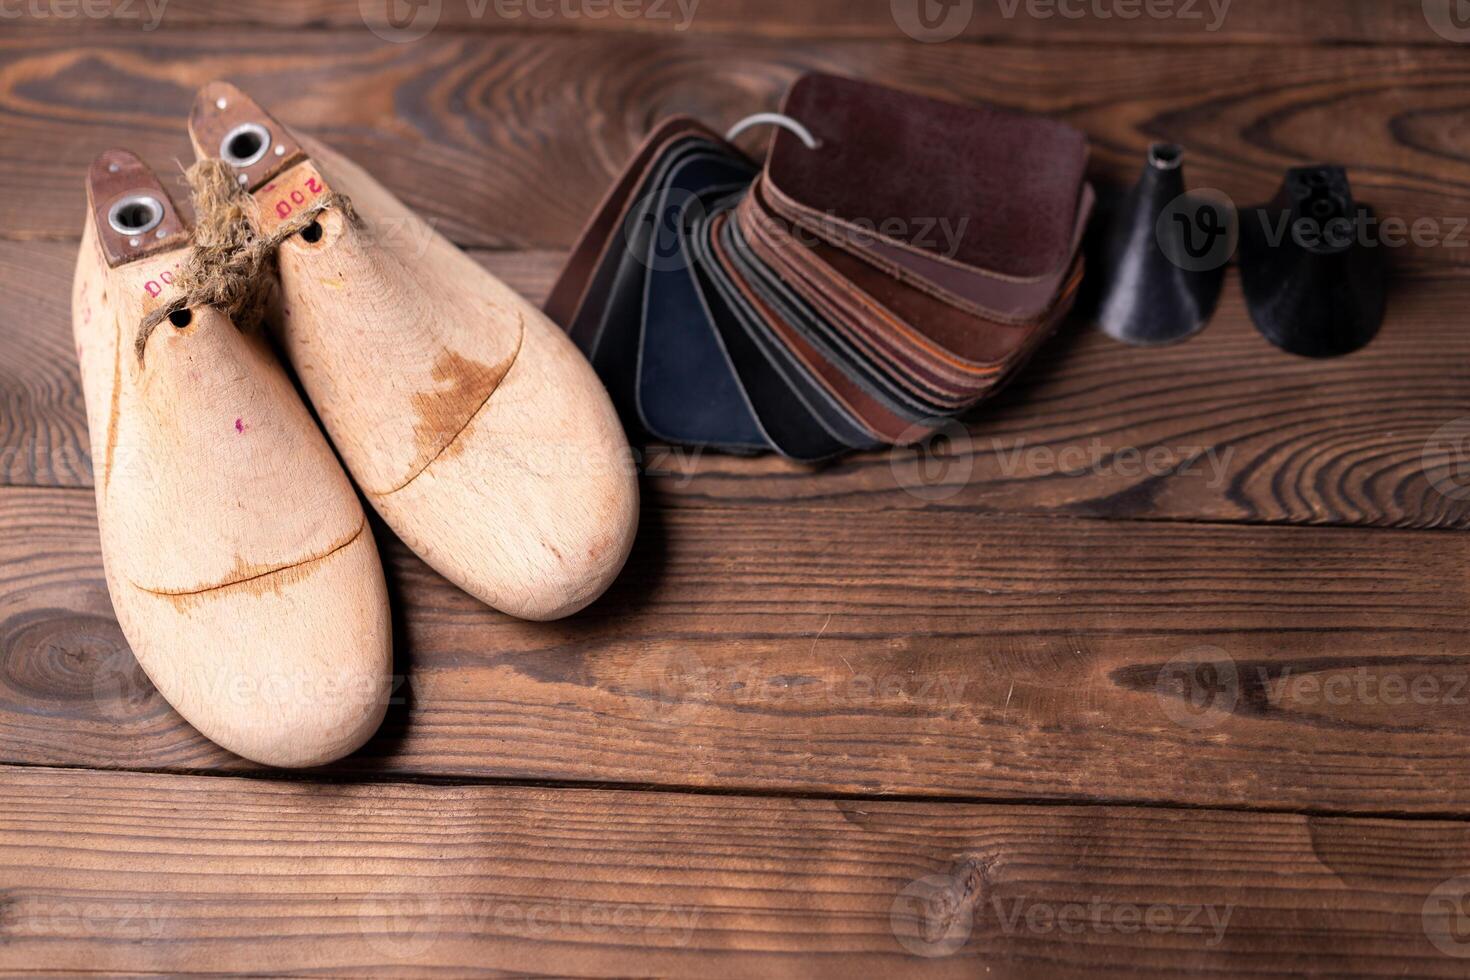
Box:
[545, 72, 1093, 459]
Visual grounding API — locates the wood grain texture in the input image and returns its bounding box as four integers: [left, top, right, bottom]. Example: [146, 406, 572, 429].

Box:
[4, 484, 1469, 812]
[4, 765, 1470, 977]
[0, 0, 1448, 43]
[7, 239, 1469, 531]
[3, 7, 1468, 973]
[2, 30, 1469, 261]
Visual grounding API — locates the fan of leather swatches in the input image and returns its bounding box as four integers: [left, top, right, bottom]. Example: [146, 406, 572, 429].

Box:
[545, 73, 1094, 461]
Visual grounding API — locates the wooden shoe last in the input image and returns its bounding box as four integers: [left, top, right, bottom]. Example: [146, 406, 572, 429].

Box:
[72, 150, 392, 767]
[189, 83, 639, 621]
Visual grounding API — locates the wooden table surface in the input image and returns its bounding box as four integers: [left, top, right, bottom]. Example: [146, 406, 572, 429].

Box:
[3, 1, 1470, 975]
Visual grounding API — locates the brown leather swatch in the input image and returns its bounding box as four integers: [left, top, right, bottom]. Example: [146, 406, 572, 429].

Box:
[766, 180, 1094, 323]
[765, 72, 1090, 282]
[708, 212, 924, 444]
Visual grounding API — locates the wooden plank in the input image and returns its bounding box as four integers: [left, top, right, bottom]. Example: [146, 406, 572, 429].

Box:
[0, 0, 1444, 44]
[8, 239, 1469, 531]
[1, 31, 1469, 261]
[3, 484, 1468, 812]
[0, 239, 89, 488]
[2, 765, 1470, 977]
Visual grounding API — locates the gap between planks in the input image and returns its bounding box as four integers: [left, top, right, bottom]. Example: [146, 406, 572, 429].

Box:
[14, 757, 1470, 825]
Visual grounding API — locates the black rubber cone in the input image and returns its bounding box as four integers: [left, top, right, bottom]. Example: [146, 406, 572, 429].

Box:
[1238, 165, 1386, 358]
[1092, 143, 1229, 346]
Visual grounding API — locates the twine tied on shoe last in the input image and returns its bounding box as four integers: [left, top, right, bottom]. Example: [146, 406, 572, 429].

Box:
[134, 158, 359, 363]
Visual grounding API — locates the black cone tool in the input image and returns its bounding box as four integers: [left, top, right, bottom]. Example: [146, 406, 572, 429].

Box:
[1092, 143, 1228, 346]
[1238, 165, 1386, 358]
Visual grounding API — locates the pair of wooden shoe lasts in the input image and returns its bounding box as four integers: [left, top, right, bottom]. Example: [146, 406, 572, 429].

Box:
[72, 83, 638, 767]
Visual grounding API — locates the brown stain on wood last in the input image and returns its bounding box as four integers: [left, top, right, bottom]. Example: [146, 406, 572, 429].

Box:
[385, 312, 524, 495]
[129, 518, 367, 608]
[101, 308, 122, 493]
